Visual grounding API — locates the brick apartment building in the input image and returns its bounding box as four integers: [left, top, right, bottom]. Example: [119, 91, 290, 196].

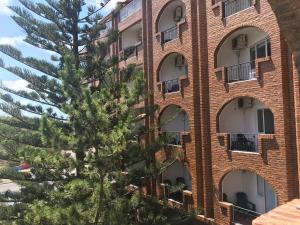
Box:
[100, 0, 300, 224]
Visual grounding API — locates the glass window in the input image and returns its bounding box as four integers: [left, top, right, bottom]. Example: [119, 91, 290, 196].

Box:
[250, 38, 271, 61]
[256, 41, 267, 58]
[267, 39, 271, 56]
[264, 109, 274, 134]
[250, 47, 256, 69]
[257, 108, 274, 134]
[257, 175, 265, 197]
[257, 109, 264, 133]
[250, 47, 256, 61]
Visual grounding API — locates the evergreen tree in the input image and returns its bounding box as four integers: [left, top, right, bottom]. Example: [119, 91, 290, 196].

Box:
[0, 1, 196, 224]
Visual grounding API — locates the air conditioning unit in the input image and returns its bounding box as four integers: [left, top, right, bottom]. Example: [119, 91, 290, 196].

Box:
[175, 55, 185, 67]
[173, 6, 183, 22]
[232, 34, 248, 50]
[237, 97, 254, 109]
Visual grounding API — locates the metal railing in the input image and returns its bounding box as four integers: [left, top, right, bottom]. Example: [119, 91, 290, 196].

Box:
[229, 133, 258, 152]
[137, 43, 143, 53]
[224, 0, 252, 17]
[226, 61, 256, 83]
[166, 132, 181, 146]
[162, 26, 178, 44]
[163, 78, 180, 94]
[119, 0, 142, 22]
[233, 205, 261, 224]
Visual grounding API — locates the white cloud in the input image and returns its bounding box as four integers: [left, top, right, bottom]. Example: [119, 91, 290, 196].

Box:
[89, 0, 125, 11]
[0, 0, 12, 15]
[0, 36, 25, 47]
[2, 79, 29, 92]
[106, 0, 125, 9]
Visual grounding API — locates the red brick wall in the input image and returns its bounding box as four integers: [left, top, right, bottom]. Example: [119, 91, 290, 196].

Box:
[206, 0, 299, 224]
[118, 9, 143, 32]
[150, 0, 205, 213]
[112, 0, 300, 224]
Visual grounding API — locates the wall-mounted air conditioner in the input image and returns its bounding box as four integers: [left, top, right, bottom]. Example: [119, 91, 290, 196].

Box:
[175, 55, 185, 67]
[237, 97, 254, 109]
[173, 6, 183, 22]
[232, 34, 248, 50]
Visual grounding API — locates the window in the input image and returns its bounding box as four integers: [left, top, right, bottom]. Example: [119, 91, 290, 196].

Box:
[250, 38, 271, 62]
[257, 108, 274, 134]
[257, 175, 265, 197]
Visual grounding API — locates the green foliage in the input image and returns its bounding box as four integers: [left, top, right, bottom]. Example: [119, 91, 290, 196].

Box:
[123, 46, 136, 60]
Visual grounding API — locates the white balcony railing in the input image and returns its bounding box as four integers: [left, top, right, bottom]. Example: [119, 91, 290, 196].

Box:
[224, 0, 252, 17]
[229, 133, 258, 152]
[226, 61, 256, 83]
[119, 0, 142, 22]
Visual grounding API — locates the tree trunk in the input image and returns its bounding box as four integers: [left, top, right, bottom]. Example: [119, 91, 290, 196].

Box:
[94, 175, 104, 225]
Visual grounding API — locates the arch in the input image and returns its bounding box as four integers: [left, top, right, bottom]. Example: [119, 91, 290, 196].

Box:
[157, 52, 188, 83]
[219, 167, 277, 195]
[216, 95, 275, 134]
[214, 25, 271, 68]
[162, 160, 192, 191]
[155, 0, 186, 33]
[120, 21, 143, 50]
[158, 104, 190, 132]
[219, 168, 278, 214]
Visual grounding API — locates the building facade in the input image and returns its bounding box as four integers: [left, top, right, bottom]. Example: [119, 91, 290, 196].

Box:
[104, 0, 300, 224]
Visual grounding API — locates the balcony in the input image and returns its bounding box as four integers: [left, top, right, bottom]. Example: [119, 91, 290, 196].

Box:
[218, 97, 274, 153]
[157, 53, 188, 95]
[229, 133, 257, 152]
[160, 161, 192, 207]
[163, 78, 180, 94]
[156, 0, 186, 45]
[222, 170, 277, 225]
[121, 43, 143, 60]
[226, 61, 256, 83]
[216, 27, 271, 84]
[119, 0, 142, 22]
[119, 22, 143, 62]
[165, 131, 182, 146]
[160, 105, 189, 147]
[162, 26, 178, 44]
[224, 0, 253, 17]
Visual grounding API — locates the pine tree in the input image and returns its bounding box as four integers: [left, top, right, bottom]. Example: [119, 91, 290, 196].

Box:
[0, 1, 196, 224]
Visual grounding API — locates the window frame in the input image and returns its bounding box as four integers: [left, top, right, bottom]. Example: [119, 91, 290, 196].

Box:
[257, 108, 274, 134]
[250, 38, 271, 61]
[257, 175, 265, 197]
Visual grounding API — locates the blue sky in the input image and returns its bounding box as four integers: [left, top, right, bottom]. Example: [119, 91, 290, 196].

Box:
[0, 0, 121, 116]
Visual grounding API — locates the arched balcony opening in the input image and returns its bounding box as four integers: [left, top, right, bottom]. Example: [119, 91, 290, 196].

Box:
[119, 21, 143, 59]
[158, 53, 188, 94]
[160, 105, 189, 146]
[218, 97, 274, 152]
[157, 0, 186, 44]
[222, 170, 277, 224]
[216, 27, 271, 83]
[161, 161, 192, 203]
